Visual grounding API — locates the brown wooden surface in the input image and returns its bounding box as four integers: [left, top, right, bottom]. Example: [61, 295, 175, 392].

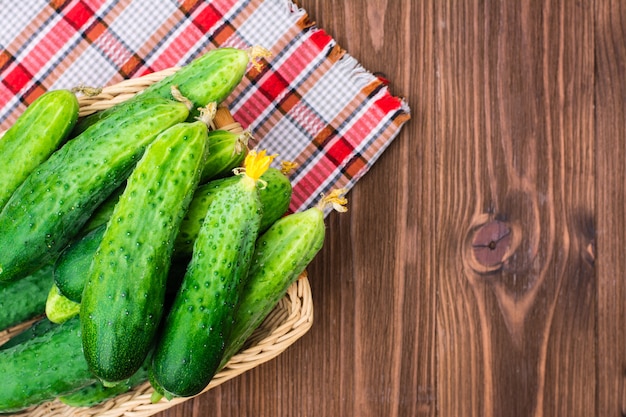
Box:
[154, 1, 625, 416]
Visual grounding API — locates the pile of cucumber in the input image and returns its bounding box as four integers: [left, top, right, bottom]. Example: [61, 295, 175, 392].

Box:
[0, 46, 347, 413]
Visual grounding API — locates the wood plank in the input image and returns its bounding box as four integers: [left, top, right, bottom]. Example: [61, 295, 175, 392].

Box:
[434, 1, 595, 416]
[595, 1, 626, 416]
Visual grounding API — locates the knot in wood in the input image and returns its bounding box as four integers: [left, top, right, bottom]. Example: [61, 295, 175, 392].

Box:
[469, 220, 513, 272]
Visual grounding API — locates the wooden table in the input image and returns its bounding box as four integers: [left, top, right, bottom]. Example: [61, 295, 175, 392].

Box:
[156, 1, 625, 416]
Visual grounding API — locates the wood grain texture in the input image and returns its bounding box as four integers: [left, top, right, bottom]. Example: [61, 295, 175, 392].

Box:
[596, 2, 626, 416]
[152, 1, 624, 416]
[436, 1, 595, 417]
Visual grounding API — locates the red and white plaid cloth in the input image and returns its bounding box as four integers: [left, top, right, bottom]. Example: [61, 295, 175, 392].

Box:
[0, 0, 410, 214]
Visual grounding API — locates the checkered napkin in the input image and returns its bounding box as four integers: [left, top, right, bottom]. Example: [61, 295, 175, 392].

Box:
[0, 0, 410, 214]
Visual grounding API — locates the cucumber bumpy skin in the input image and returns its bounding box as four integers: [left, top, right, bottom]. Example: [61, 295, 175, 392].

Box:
[0, 263, 54, 332]
[79, 183, 125, 235]
[0, 90, 79, 210]
[0, 95, 190, 282]
[80, 121, 209, 384]
[53, 167, 292, 302]
[0, 317, 57, 351]
[221, 189, 348, 366]
[0, 316, 96, 413]
[150, 150, 274, 399]
[174, 166, 292, 257]
[74, 128, 249, 236]
[54, 224, 106, 303]
[199, 129, 249, 183]
[59, 352, 152, 408]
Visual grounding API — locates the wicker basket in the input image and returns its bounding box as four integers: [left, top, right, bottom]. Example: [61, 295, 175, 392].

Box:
[0, 68, 315, 416]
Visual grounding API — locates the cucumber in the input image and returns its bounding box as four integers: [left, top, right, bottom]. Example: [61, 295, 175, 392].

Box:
[200, 129, 249, 183]
[0, 263, 54, 332]
[59, 352, 152, 408]
[141, 47, 251, 120]
[221, 189, 348, 366]
[79, 182, 125, 235]
[53, 167, 291, 302]
[80, 121, 209, 383]
[71, 129, 248, 236]
[0, 94, 190, 282]
[73, 46, 257, 134]
[150, 150, 274, 398]
[0, 316, 96, 413]
[54, 225, 106, 303]
[174, 166, 292, 257]
[0, 90, 79, 210]
[257, 167, 293, 231]
[45, 284, 80, 324]
[0, 317, 57, 351]
[76, 129, 248, 236]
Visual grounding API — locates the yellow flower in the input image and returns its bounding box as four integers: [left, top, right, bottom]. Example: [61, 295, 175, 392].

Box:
[244, 149, 277, 181]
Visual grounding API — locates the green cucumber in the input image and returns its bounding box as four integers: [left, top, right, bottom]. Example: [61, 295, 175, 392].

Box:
[0, 95, 189, 282]
[0, 316, 96, 413]
[221, 189, 348, 366]
[71, 129, 248, 238]
[45, 284, 80, 324]
[74, 46, 258, 134]
[79, 182, 125, 235]
[256, 167, 293, 231]
[0, 317, 57, 351]
[200, 129, 249, 182]
[75, 129, 248, 237]
[54, 225, 106, 303]
[80, 121, 209, 383]
[150, 150, 273, 398]
[0, 90, 79, 210]
[0, 263, 54, 332]
[59, 352, 152, 408]
[174, 166, 292, 257]
[53, 167, 291, 302]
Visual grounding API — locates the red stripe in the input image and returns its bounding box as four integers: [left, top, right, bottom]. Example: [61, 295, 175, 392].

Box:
[290, 93, 397, 211]
[290, 154, 336, 210]
[64, 1, 94, 29]
[374, 93, 403, 114]
[310, 30, 333, 51]
[204, 0, 239, 16]
[192, 4, 222, 32]
[93, 31, 132, 68]
[9, 0, 106, 93]
[260, 72, 290, 101]
[3, 63, 32, 94]
[326, 137, 354, 165]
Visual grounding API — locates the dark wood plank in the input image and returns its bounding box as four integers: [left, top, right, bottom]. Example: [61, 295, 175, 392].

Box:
[595, 1, 626, 416]
[434, 1, 595, 416]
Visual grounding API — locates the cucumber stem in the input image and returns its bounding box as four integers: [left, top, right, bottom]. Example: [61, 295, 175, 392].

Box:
[150, 391, 164, 403]
[71, 84, 103, 97]
[280, 160, 298, 176]
[247, 45, 272, 71]
[170, 85, 193, 111]
[232, 131, 251, 157]
[317, 188, 349, 213]
[195, 102, 217, 130]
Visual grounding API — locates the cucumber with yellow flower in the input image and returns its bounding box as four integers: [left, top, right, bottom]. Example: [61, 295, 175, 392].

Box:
[150, 149, 275, 399]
